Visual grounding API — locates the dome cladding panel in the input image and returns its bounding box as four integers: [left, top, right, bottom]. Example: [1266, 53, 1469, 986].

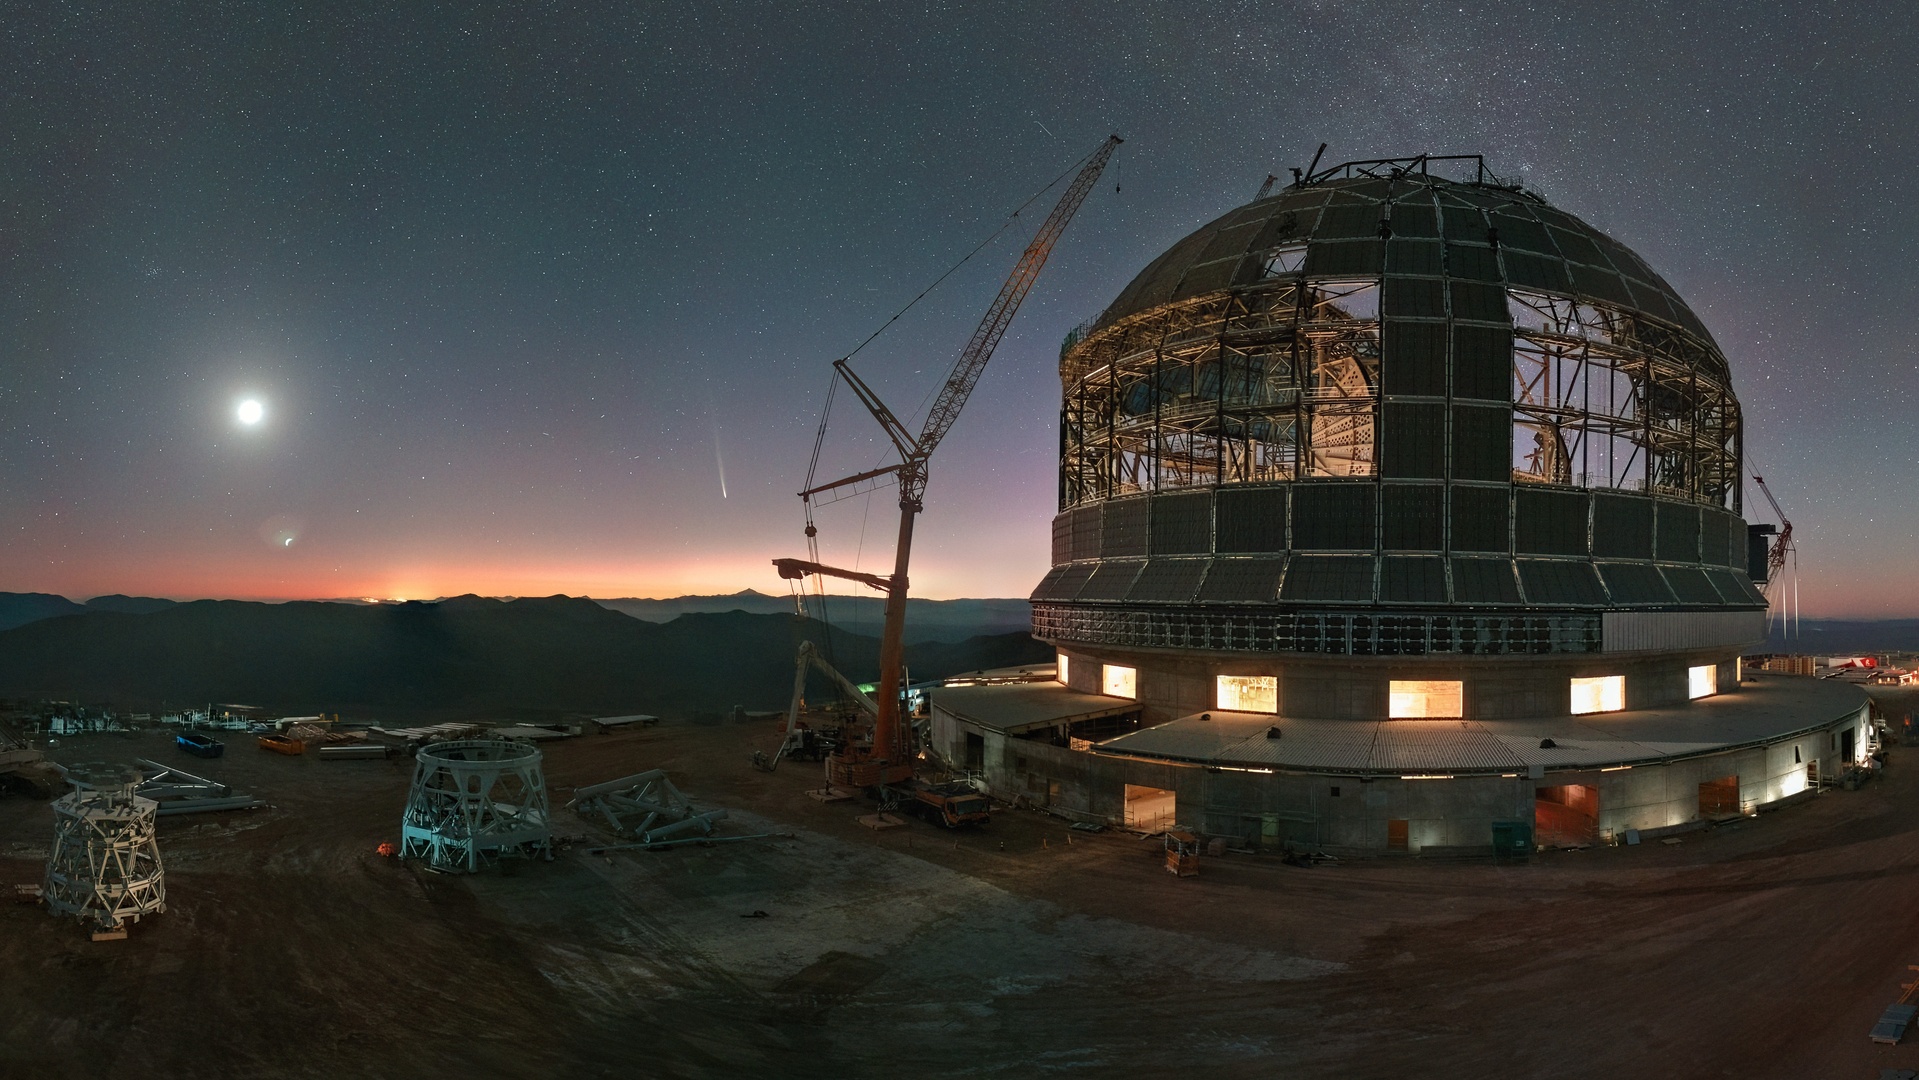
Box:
[1046, 166, 1754, 630]
[1088, 175, 1719, 359]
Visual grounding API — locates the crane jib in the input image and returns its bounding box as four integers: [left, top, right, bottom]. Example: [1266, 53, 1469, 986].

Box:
[782, 134, 1122, 787]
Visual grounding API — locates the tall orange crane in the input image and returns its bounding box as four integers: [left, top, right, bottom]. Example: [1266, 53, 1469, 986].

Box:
[775, 135, 1121, 787]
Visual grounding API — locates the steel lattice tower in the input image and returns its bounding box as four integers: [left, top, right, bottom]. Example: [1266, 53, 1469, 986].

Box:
[399, 740, 552, 872]
[44, 764, 166, 933]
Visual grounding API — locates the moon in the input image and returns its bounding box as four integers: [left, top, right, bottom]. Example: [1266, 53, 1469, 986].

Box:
[237, 399, 265, 425]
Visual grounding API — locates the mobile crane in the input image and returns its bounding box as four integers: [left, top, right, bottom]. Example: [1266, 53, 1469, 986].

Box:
[775, 135, 1121, 788]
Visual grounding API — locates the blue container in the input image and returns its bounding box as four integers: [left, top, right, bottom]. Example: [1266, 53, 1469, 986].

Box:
[176, 732, 225, 759]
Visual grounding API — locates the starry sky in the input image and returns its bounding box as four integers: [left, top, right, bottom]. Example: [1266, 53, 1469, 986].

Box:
[4, 2, 1915, 615]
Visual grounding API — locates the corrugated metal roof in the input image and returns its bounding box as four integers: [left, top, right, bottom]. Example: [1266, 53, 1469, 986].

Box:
[1092, 675, 1865, 775]
[929, 682, 1137, 735]
[1370, 721, 1526, 771]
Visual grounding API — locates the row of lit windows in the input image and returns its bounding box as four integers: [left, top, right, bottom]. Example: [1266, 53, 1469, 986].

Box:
[1063, 653, 1720, 716]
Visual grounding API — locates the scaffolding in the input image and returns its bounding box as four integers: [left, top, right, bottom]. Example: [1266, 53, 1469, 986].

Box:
[1057, 165, 1740, 514]
[44, 764, 166, 933]
[399, 740, 551, 873]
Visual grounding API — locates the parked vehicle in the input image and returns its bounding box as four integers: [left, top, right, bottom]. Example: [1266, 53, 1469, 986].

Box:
[176, 732, 225, 759]
[257, 733, 305, 756]
[895, 778, 991, 828]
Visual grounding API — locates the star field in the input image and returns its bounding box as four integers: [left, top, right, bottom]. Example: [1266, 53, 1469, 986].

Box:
[2, 2, 1914, 613]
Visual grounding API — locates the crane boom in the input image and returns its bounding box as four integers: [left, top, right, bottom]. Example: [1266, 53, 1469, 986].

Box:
[907, 134, 1123, 496]
[1752, 474, 1794, 585]
[782, 136, 1121, 789]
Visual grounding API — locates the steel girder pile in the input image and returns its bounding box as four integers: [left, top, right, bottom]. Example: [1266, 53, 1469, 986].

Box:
[566, 769, 728, 846]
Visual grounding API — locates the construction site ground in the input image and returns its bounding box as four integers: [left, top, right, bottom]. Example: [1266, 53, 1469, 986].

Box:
[4, 715, 1919, 1080]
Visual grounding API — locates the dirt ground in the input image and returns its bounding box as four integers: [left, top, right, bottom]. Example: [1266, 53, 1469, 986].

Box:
[4, 718, 1919, 1079]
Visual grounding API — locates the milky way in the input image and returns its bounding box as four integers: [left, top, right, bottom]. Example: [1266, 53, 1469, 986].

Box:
[3, 2, 1913, 613]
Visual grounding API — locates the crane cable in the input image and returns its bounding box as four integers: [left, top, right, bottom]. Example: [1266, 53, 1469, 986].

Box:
[795, 138, 1113, 653]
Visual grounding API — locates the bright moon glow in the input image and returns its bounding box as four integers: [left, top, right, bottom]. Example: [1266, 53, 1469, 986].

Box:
[237, 399, 264, 425]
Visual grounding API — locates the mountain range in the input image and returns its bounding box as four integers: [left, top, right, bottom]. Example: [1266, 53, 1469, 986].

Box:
[0, 594, 1048, 721]
[0, 589, 1030, 644]
[594, 590, 1032, 642]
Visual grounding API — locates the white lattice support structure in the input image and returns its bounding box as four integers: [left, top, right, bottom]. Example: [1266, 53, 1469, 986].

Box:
[399, 739, 551, 873]
[44, 766, 166, 931]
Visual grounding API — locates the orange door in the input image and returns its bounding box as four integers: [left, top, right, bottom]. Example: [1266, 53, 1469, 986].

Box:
[1387, 819, 1409, 851]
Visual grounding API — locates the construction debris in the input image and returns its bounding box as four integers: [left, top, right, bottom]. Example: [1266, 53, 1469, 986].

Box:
[317, 743, 392, 761]
[136, 759, 264, 815]
[1872, 966, 1919, 1044]
[0, 722, 63, 798]
[488, 725, 571, 742]
[590, 714, 659, 732]
[156, 796, 268, 816]
[367, 722, 485, 749]
[567, 769, 729, 846]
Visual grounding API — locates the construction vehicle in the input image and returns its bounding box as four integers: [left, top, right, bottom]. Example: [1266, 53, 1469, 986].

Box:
[752, 640, 870, 772]
[774, 135, 1121, 789]
[896, 778, 991, 828]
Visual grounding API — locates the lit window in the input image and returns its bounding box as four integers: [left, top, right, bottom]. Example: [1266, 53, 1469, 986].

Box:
[1057, 652, 1070, 686]
[1389, 680, 1462, 719]
[1571, 675, 1625, 715]
[1688, 664, 1718, 700]
[1217, 675, 1277, 713]
[1102, 664, 1136, 699]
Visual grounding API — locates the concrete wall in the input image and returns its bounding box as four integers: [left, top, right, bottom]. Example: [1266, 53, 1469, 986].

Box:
[1057, 644, 1748, 724]
[934, 701, 1875, 855]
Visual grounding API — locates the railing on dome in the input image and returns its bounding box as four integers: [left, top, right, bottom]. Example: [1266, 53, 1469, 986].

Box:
[1296, 154, 1536, 195]
[1030, 603, 1602, 656]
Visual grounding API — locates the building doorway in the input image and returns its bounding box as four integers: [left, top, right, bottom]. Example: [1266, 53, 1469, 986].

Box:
[1386, 819, 1409, 852]
[1123, 785, 1176, 830]
[963, 732, 985, 773]
[1698, 775, 1740, 818]
[1841, 727, 1857, 764]
[1534, 783, 1599, 847]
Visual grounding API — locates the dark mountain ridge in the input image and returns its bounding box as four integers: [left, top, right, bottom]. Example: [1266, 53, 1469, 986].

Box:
[1, 589, 1031, 644]
[0, 594, 1048, 721]
[0, 592, 181, 631]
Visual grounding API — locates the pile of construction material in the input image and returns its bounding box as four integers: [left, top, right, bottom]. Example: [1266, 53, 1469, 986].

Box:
[59, 759, 267, 816]
[366, 723, 485, 750]
[317, 742, 392, 761]
[488, 724, 573, 742]
[567, 770, 729, 848]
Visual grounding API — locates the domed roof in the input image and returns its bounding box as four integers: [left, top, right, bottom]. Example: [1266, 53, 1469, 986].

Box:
[1092, 168, 1723, 366]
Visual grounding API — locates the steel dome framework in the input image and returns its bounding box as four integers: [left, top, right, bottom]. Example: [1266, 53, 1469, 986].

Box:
[1034, 156, 1760, 659]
